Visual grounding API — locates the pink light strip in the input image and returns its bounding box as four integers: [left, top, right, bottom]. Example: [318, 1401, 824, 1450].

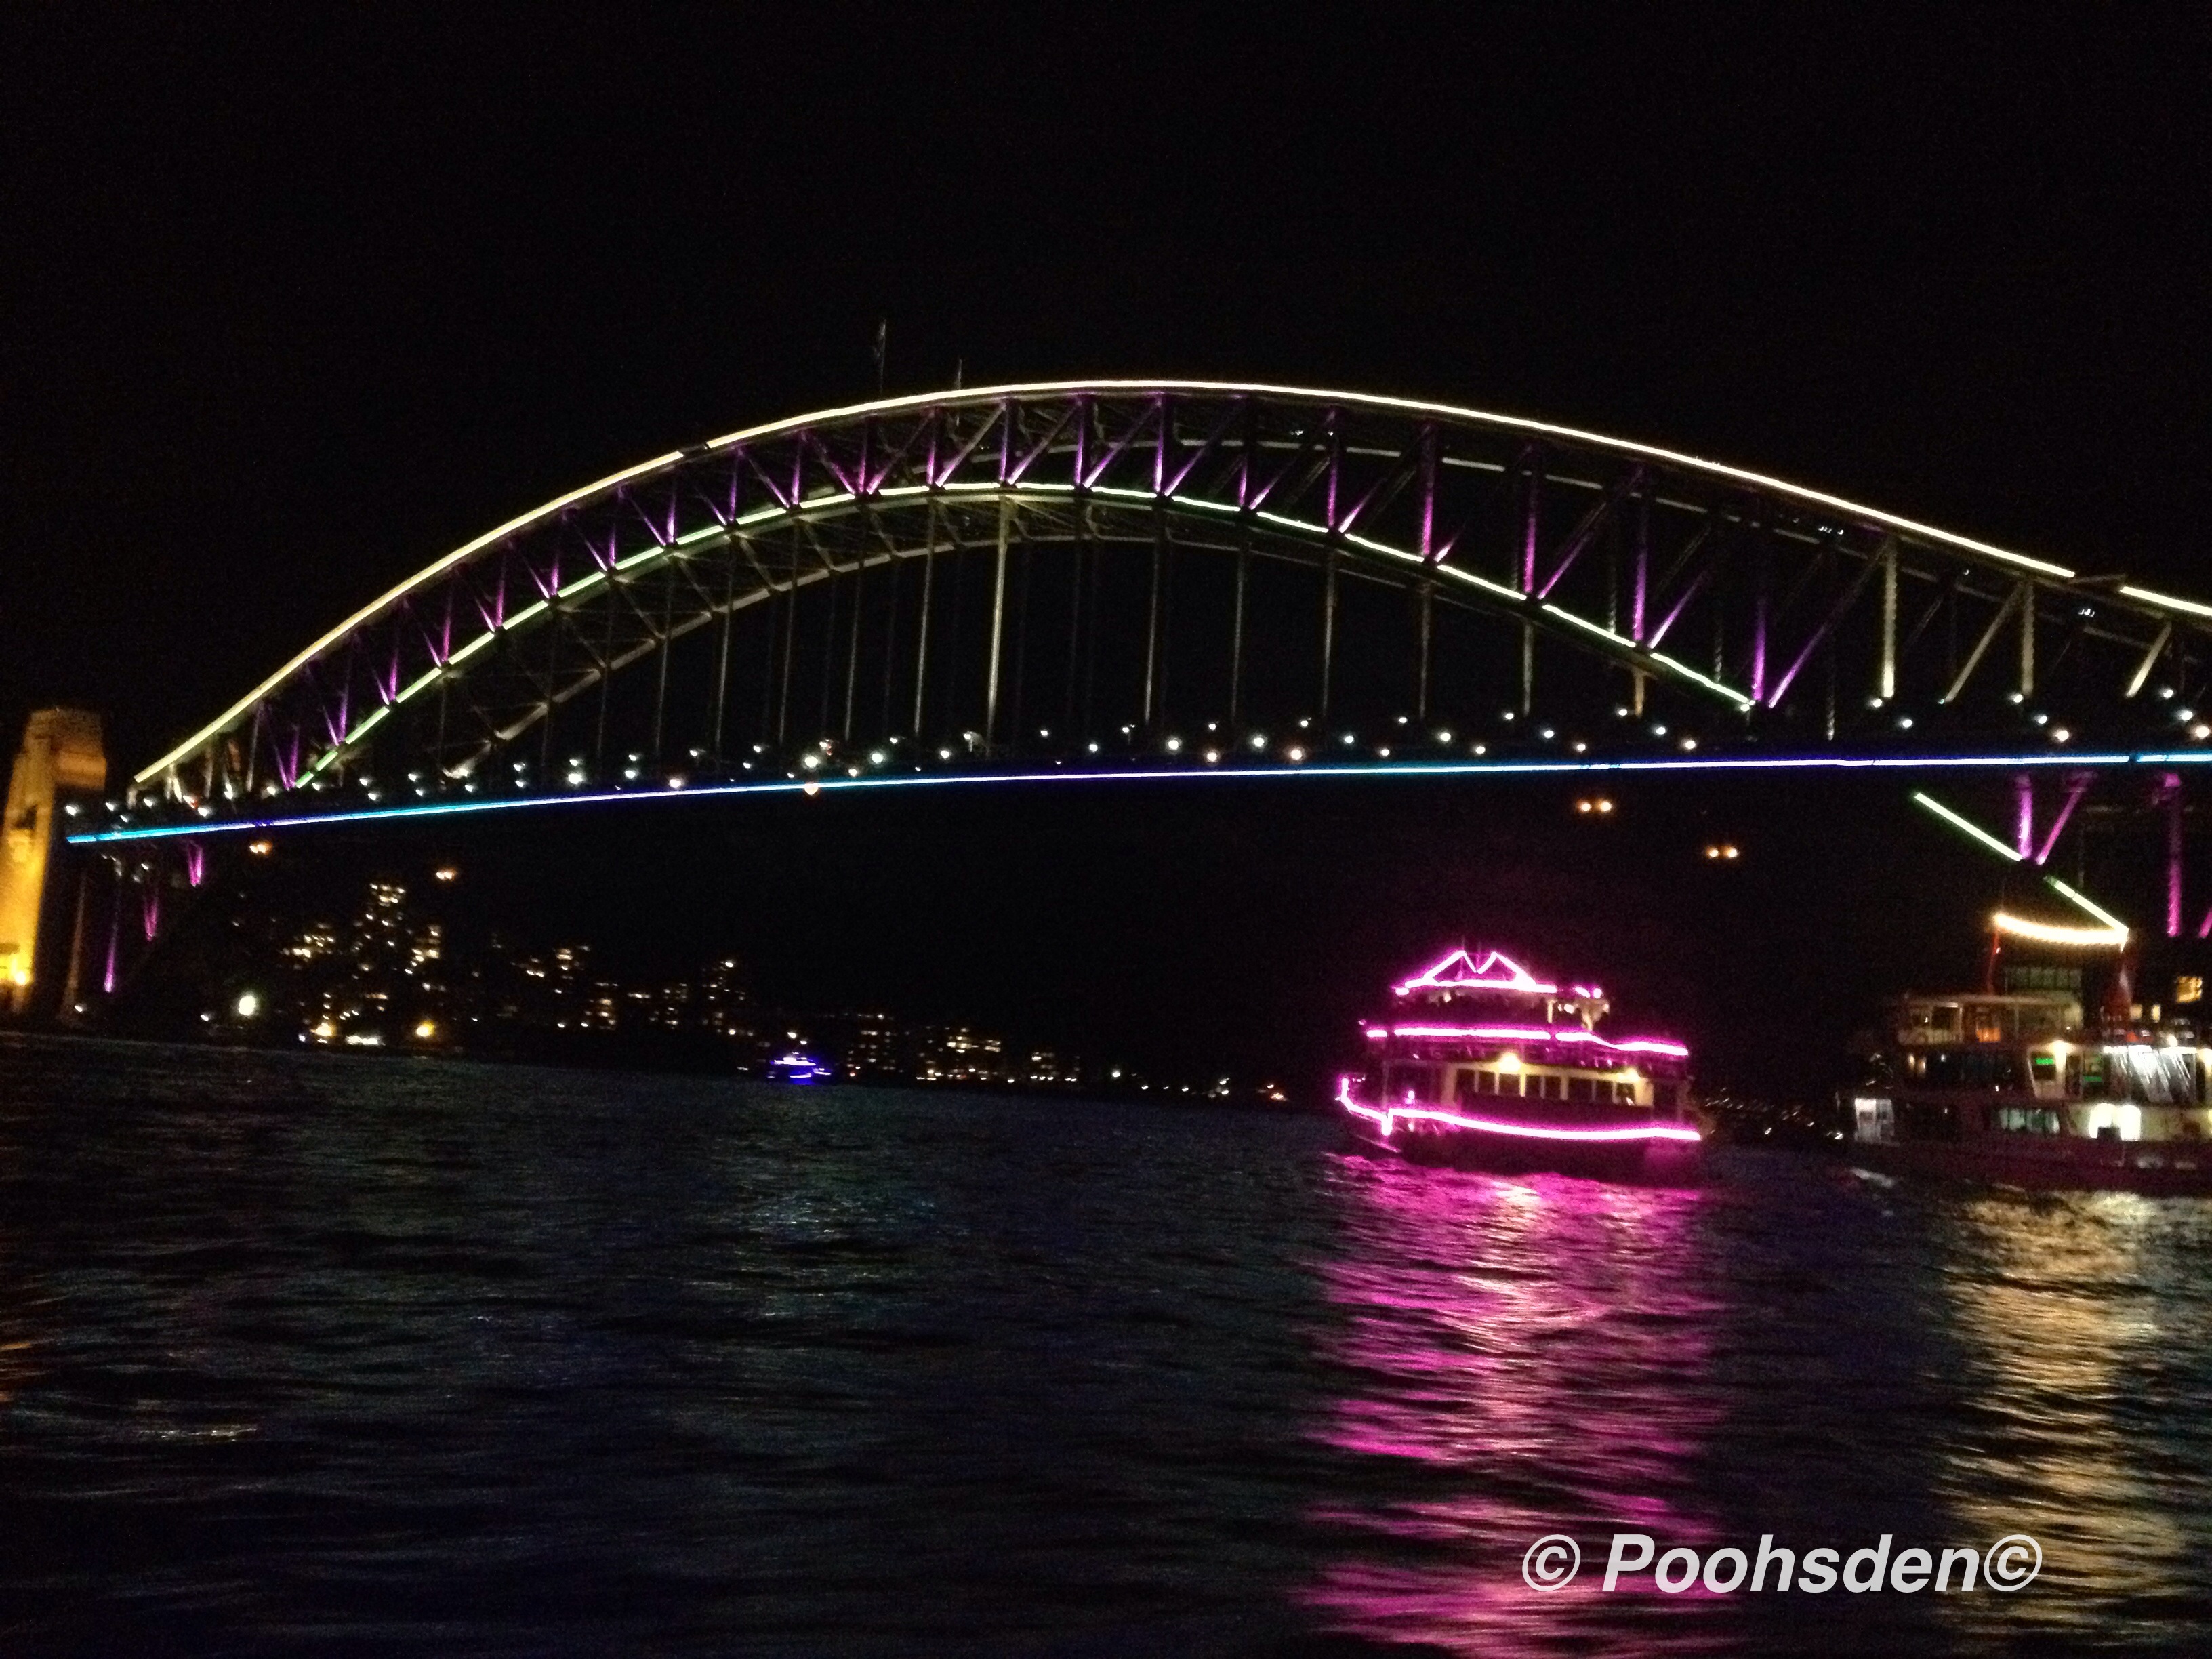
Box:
[1390, 946, 1559, 997]
[1362, 1023, 1690, 1057]
[1338, 1080, 1702, 1144]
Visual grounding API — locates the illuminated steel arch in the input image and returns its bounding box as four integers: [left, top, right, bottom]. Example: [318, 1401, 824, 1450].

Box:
[129, 381, 2212, 819]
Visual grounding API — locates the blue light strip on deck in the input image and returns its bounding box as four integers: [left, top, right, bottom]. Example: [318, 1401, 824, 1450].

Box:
[65, 748, 2212, 846]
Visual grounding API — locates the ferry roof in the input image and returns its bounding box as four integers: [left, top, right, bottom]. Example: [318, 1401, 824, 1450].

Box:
[1391, 947, 1603, 1001]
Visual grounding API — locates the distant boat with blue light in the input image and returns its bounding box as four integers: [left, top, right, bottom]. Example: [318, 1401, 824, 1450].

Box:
[1340, 947, 1702, 1181]
[766, 1049, 834, 1084]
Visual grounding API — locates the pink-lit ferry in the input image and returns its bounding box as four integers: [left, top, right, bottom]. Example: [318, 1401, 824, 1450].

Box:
[1340, 948, 1702, 1181]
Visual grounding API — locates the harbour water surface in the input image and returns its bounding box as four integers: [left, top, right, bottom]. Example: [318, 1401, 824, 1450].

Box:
[3, 1034, 2209, 1654]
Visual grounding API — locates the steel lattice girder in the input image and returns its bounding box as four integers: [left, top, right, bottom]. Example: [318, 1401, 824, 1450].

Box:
[134, 381, 2212, 807]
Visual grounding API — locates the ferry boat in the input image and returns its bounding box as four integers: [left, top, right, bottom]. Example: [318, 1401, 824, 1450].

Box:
[1340, 947, 1702, 1181]
[1845, 985, 2212, 1193]
[766, 1048, 833, 1084]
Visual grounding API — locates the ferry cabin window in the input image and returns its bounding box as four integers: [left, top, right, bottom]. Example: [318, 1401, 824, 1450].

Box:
[2029, 1053, 2058, 1084]
[1904, 1002, 1961, 1036]
[1495, 1071, 1520, 1097]
[1385, 1064, 1444, 1103]
[1994, 1106, 2063, 1134]
[1917, 1049, 2024, 1089]
[1568, 1076, 1594, 1103]
[1653, 1082, 1678, 1111]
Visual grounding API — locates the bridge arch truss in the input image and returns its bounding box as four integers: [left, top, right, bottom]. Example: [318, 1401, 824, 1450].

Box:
[135, 382, 2212, 815]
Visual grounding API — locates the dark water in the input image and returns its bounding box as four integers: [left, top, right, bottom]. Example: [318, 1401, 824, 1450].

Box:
[3, 1036, 2209, 1656]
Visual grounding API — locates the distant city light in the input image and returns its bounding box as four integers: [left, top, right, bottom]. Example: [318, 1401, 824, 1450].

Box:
[234, 991, 259, 1018]
[434, 865, 458, 882]
[248, 839, 274, 855]
[414, 1018, 437, 1039]
[1704, 843, 1739, 859]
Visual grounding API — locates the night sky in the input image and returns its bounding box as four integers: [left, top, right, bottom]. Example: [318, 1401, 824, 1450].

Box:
[7, 9, 2209, 1094]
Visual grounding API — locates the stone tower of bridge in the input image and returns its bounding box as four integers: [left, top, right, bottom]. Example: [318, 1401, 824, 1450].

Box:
[0, 710, 107, 1017]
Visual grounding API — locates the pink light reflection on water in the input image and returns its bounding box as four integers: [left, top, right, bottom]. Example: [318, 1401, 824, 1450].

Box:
[1302, 1149, 1732, 1655]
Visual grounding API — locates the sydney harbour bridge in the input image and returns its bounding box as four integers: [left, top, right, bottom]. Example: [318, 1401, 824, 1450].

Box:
[24, 381, 2212, 1008]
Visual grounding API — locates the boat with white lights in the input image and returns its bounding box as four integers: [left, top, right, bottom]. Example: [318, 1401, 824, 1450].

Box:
[1340, 947, 1702, 1181]
[1845, 981, 2212, 1195]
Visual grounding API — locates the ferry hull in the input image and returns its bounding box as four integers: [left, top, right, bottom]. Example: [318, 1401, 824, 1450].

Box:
[1343, 1101, 1704, 1185]
[1851, 1136, 2212, 1195]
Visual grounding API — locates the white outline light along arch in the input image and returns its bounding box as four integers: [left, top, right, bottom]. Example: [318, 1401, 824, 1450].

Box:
[140, 377, 2148, 790]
